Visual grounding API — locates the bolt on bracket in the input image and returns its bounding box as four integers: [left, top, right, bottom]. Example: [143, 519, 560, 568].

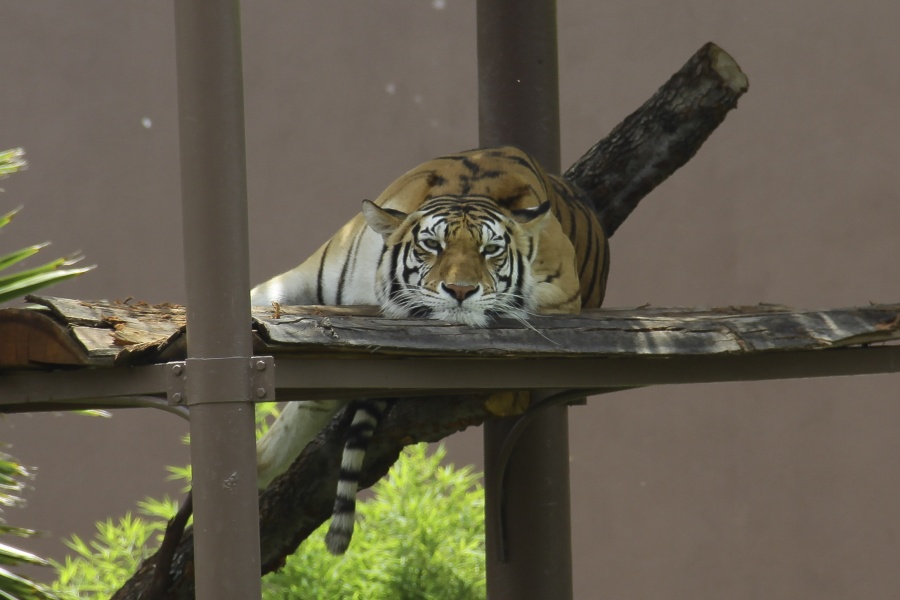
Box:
[166, 356, 276, 406]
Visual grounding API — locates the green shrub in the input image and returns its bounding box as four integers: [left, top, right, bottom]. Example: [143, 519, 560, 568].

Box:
[263, 443, 485, 600]
[50, 505, 174, 600]
[50, 405, 486, 599]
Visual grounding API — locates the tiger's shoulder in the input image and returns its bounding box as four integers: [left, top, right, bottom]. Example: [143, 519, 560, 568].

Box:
[375, 146, 557, 213]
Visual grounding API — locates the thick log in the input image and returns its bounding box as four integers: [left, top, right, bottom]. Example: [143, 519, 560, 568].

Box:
[566, 41, 748, 237]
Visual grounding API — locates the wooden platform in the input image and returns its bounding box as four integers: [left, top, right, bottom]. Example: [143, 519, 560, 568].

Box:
[0, 295, 896, 370]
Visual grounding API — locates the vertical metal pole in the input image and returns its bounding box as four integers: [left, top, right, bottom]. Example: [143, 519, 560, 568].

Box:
[174, 1, 262, 599]
[477, 1, 573, 599]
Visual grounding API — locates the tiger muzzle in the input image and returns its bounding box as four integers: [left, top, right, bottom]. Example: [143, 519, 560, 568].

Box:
[441, 282, 479, 302]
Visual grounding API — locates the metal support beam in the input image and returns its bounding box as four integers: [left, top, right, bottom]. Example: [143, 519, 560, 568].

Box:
[0, 346, 897, 411]
[477, 1, 572, 598]
[173, 1, 261, 598]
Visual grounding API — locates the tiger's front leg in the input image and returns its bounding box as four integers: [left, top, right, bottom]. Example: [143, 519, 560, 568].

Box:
[256, 399, 351, 488]
[530, 220, 583, 315]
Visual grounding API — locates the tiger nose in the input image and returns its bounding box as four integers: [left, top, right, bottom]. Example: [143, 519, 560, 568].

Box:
[441, 282, 479, 302]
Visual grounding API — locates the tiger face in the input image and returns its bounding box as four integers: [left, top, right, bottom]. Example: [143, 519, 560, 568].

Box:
[362, 195, 550, 326]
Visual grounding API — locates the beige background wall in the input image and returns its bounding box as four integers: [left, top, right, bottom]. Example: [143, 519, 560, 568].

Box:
[1, 1, 898, 597]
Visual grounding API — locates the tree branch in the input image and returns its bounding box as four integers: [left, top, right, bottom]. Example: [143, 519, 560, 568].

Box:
[566, 41, 748, 237]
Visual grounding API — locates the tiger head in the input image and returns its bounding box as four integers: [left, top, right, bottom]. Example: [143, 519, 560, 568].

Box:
[361, 195, 551, 326]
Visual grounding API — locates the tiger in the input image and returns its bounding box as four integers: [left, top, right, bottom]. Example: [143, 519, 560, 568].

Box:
[251, 146, 610, 554]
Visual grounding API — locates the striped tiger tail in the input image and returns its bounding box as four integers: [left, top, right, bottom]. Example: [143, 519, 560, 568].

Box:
[325, 399, 389, 555]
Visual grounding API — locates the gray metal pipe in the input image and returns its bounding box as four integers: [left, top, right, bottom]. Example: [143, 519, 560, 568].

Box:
[173, 1, 262, 598]
[477, 1, 574, 598]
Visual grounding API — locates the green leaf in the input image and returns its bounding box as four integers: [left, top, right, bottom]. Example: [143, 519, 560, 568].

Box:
[0, 149, 26, 179]
[0, 543, 49, 568]
[0, 244, 50, 274]
[73, 410, 111, 419]
[0, 266, 95, 305]
[0, 254, 84, 289]
[0, 447, 58, 600]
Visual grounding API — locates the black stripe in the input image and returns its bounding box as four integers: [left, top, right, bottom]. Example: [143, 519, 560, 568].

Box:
[505, 154, 539, 178]
[409, 306, 433, 318]
[598, 237, 611, 306]
[426, 171, 447, 187]
[336, 228, 366, 305]
[576, 206, 596, 280]
[334, 242, 353, 305]
[387, 243, 405, 302]
[584, 235, 610, 307]
[580, 215, 604, 307]
[513, 250, 526, 308]
[542, 268, 561, 284]
[332, 496, 356, 515]
[357, 401, 386, 420]
[460, 156, 480, 175]
[316, 239, 333, 305]
[566, 205, 578, 252]
[347, 419, 376, 434]
[345, 430, 376, 448]
[338, 467, 361, 484]
[513, 152, 549, 199]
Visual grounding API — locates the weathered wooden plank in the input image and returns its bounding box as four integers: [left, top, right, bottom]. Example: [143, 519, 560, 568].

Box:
[23, 296, 187, 365]
[26, 295, 186, 334]
[0, 309, 87, 367]
[4, 298, 899, 369]
[251, 304, 900, 358]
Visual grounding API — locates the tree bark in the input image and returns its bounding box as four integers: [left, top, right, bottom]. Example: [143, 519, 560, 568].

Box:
[566, 41, 748, 237]
[111, 41, 751, 599]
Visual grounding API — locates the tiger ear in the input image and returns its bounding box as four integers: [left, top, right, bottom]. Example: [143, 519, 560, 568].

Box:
[362, 199, 408, 239]
[510, 201, 551, 230]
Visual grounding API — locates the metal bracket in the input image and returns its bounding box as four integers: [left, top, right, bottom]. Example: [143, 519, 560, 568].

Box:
[491, 387, 636, 562]
[166, 356, 275, 406]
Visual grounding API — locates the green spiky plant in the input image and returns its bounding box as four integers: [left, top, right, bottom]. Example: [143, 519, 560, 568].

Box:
[0, 147, 96, 599]
[0, 150, 94, 305]
[0, 450, 59, 600]
[51, 404, 486, 600]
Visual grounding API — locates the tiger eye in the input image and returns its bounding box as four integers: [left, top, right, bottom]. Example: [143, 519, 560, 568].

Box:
[482, 243, 502, 256]
[419, 238, 442, 252]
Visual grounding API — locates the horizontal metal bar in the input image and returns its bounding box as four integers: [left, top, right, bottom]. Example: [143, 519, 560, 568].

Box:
[0, 396, 189, 419]
[0, 364, 170, 409]
[0, 346, 896, 411]
[272, 345, 900, 399]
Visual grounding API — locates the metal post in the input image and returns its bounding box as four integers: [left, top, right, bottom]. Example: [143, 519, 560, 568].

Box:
[477, 1, 573, 599]
[174, 1, 262, 598]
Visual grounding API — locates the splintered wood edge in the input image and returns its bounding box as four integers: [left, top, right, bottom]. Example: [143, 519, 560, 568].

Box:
[708, 42, 749, 93]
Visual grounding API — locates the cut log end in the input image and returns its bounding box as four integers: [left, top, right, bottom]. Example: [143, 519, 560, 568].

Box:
[707, 42, 749, 94]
